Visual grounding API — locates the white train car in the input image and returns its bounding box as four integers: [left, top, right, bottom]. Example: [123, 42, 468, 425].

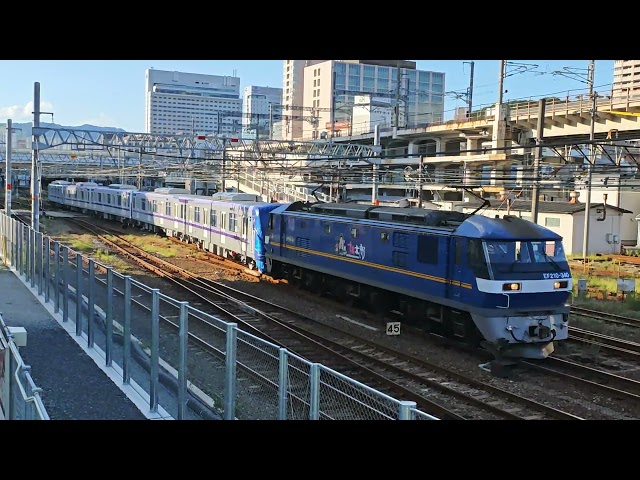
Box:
[48, 183, 283, 271]
[47, 180, 72, 205]
[91, 184, 138, 221]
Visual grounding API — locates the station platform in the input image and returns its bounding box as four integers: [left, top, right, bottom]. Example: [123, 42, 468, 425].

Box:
[0, 264, 155, 420]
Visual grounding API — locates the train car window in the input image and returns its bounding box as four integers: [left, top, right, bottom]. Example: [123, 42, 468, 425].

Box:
[468, 239, 490, 279]
[393, 232, 409, 248]
[194, 207, 201, 223]
[96, 193, 102, 203]
[392, 251, 408, 268]
[268, 214, 275, 229]
[141, 199, 147, 211]
[221, 212, 227, 230]
[117, 196, 122, 206]
[165, 202, 171, 216]
[242, 216, 248, 236]
[417, 235, 438, 264]
[152, 200, 158, 213]
[203, 209, 208, 226]
[229, 212, 237, 232]
[380, 232, 389, 242]
[351, 228, 358, 238]
[324, 223, 331, 234]
[211, 210, 218, 227]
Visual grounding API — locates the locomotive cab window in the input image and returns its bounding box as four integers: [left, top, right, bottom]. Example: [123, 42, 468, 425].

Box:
[268, 213, 275, 229]
[323, 223, 332, 234]
[468, 239, 490, 279]
[380, 232, 389, 242]
[351, 228, 358, 238]
[417, 235, 438, 264]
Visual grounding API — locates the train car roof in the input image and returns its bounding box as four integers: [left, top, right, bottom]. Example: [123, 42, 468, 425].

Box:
[456, 214, 562, 241]
[300, 202, 470, 229]
[105, 184, 138, 190]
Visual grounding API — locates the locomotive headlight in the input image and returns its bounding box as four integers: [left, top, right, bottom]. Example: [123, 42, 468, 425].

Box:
[554, 281, 568, 289]
[502, 283, 521, 291]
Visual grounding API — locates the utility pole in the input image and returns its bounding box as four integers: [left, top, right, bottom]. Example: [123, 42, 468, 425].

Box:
[582, 92, 598, 262]
[587, 60, 595, 97]
[531, 98, 546, 223]
[418, 155, 424, 208]
[394, 62, 401, 138]
[137, 148, 143, 190]
[221, 139, 227, 193]
[330, 70, 337, 144]
[269, 104, 274, 140]
[492, 60, 507, 151]
[466, 61, 475, 116]
[498, 60, 506, 105]
[371, 124, 380, 205]
[5, 119, 14, 215]
[31, 82, 41, 232]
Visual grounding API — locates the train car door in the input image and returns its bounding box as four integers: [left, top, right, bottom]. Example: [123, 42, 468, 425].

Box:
[159, 201, 164, 226]
[220, 211, 227, 245]
[202, 207, 208, 240]
[240, 211, 248, 257]
[188, 206, 193, 234]
[448, 237, 467, 301]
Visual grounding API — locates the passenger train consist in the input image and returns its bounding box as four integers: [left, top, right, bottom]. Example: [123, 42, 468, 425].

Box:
[48, 180, 573, 362]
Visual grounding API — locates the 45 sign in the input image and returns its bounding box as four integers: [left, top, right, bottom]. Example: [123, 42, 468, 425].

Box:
[386, 322, 401, 336]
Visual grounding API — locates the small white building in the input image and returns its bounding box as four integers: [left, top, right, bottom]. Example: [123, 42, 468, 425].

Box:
[459, 199, 632, 256]
[574, 172, 640, 247]
[351, 95, 392, 135]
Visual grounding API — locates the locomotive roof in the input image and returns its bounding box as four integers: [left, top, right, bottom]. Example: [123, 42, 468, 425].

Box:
[456, 214, 562, 241]
[305, 202, 470, 228]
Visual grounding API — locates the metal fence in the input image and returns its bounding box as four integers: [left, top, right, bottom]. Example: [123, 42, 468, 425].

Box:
[0, 211, 438, 420]
[0, 313, 49, 420]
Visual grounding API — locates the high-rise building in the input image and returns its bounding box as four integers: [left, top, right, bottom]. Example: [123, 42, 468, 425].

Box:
[279, 60, 324, 140]
[280, 60, 445, 141]
[613, 60, 640, 97]
[242, 86, 282, 139]
[145, 69, 242, 136]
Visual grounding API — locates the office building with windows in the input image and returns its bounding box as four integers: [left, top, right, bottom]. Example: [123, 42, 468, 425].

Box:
[280, 60, 445, 140]
[145, 69, 242, 136]
[242, 85, 282, 139]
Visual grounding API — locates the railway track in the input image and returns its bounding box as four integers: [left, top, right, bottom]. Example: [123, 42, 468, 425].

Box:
[567, 327, 640, 361]
[571, 305, 640, 329]
[62, 217, 583, 420]
[523, 356, 640, 404]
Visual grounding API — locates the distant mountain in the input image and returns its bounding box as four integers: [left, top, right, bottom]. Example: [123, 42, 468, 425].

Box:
[40, 122, 127, 133]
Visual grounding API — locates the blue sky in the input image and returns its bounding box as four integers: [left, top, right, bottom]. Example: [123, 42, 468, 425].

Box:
[0, 60, 615, 133]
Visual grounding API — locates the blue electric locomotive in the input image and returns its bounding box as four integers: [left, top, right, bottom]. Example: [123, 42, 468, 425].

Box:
[263, 201, 572, 361]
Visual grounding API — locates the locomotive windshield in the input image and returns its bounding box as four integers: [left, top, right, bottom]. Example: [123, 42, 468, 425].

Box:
[484, 240, 567, 273]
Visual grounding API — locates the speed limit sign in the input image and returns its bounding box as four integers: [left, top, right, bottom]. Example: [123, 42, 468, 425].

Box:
[386, 322, 401, 336]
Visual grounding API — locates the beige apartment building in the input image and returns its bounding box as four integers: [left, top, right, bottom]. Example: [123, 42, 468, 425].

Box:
[613, 60, 640, 97]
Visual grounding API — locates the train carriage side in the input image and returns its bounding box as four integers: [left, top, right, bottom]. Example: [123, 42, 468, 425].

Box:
[264, 203, 457, 312]
[47, 180, 71, 206]
[131, 191, 155, 228]
[74, 182, 99, 213]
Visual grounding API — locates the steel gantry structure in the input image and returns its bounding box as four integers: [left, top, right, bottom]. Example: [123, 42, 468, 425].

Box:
[0, 126, 382, 177]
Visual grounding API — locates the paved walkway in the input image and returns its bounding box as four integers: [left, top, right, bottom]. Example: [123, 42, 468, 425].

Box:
[0, 264, 151, 420]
